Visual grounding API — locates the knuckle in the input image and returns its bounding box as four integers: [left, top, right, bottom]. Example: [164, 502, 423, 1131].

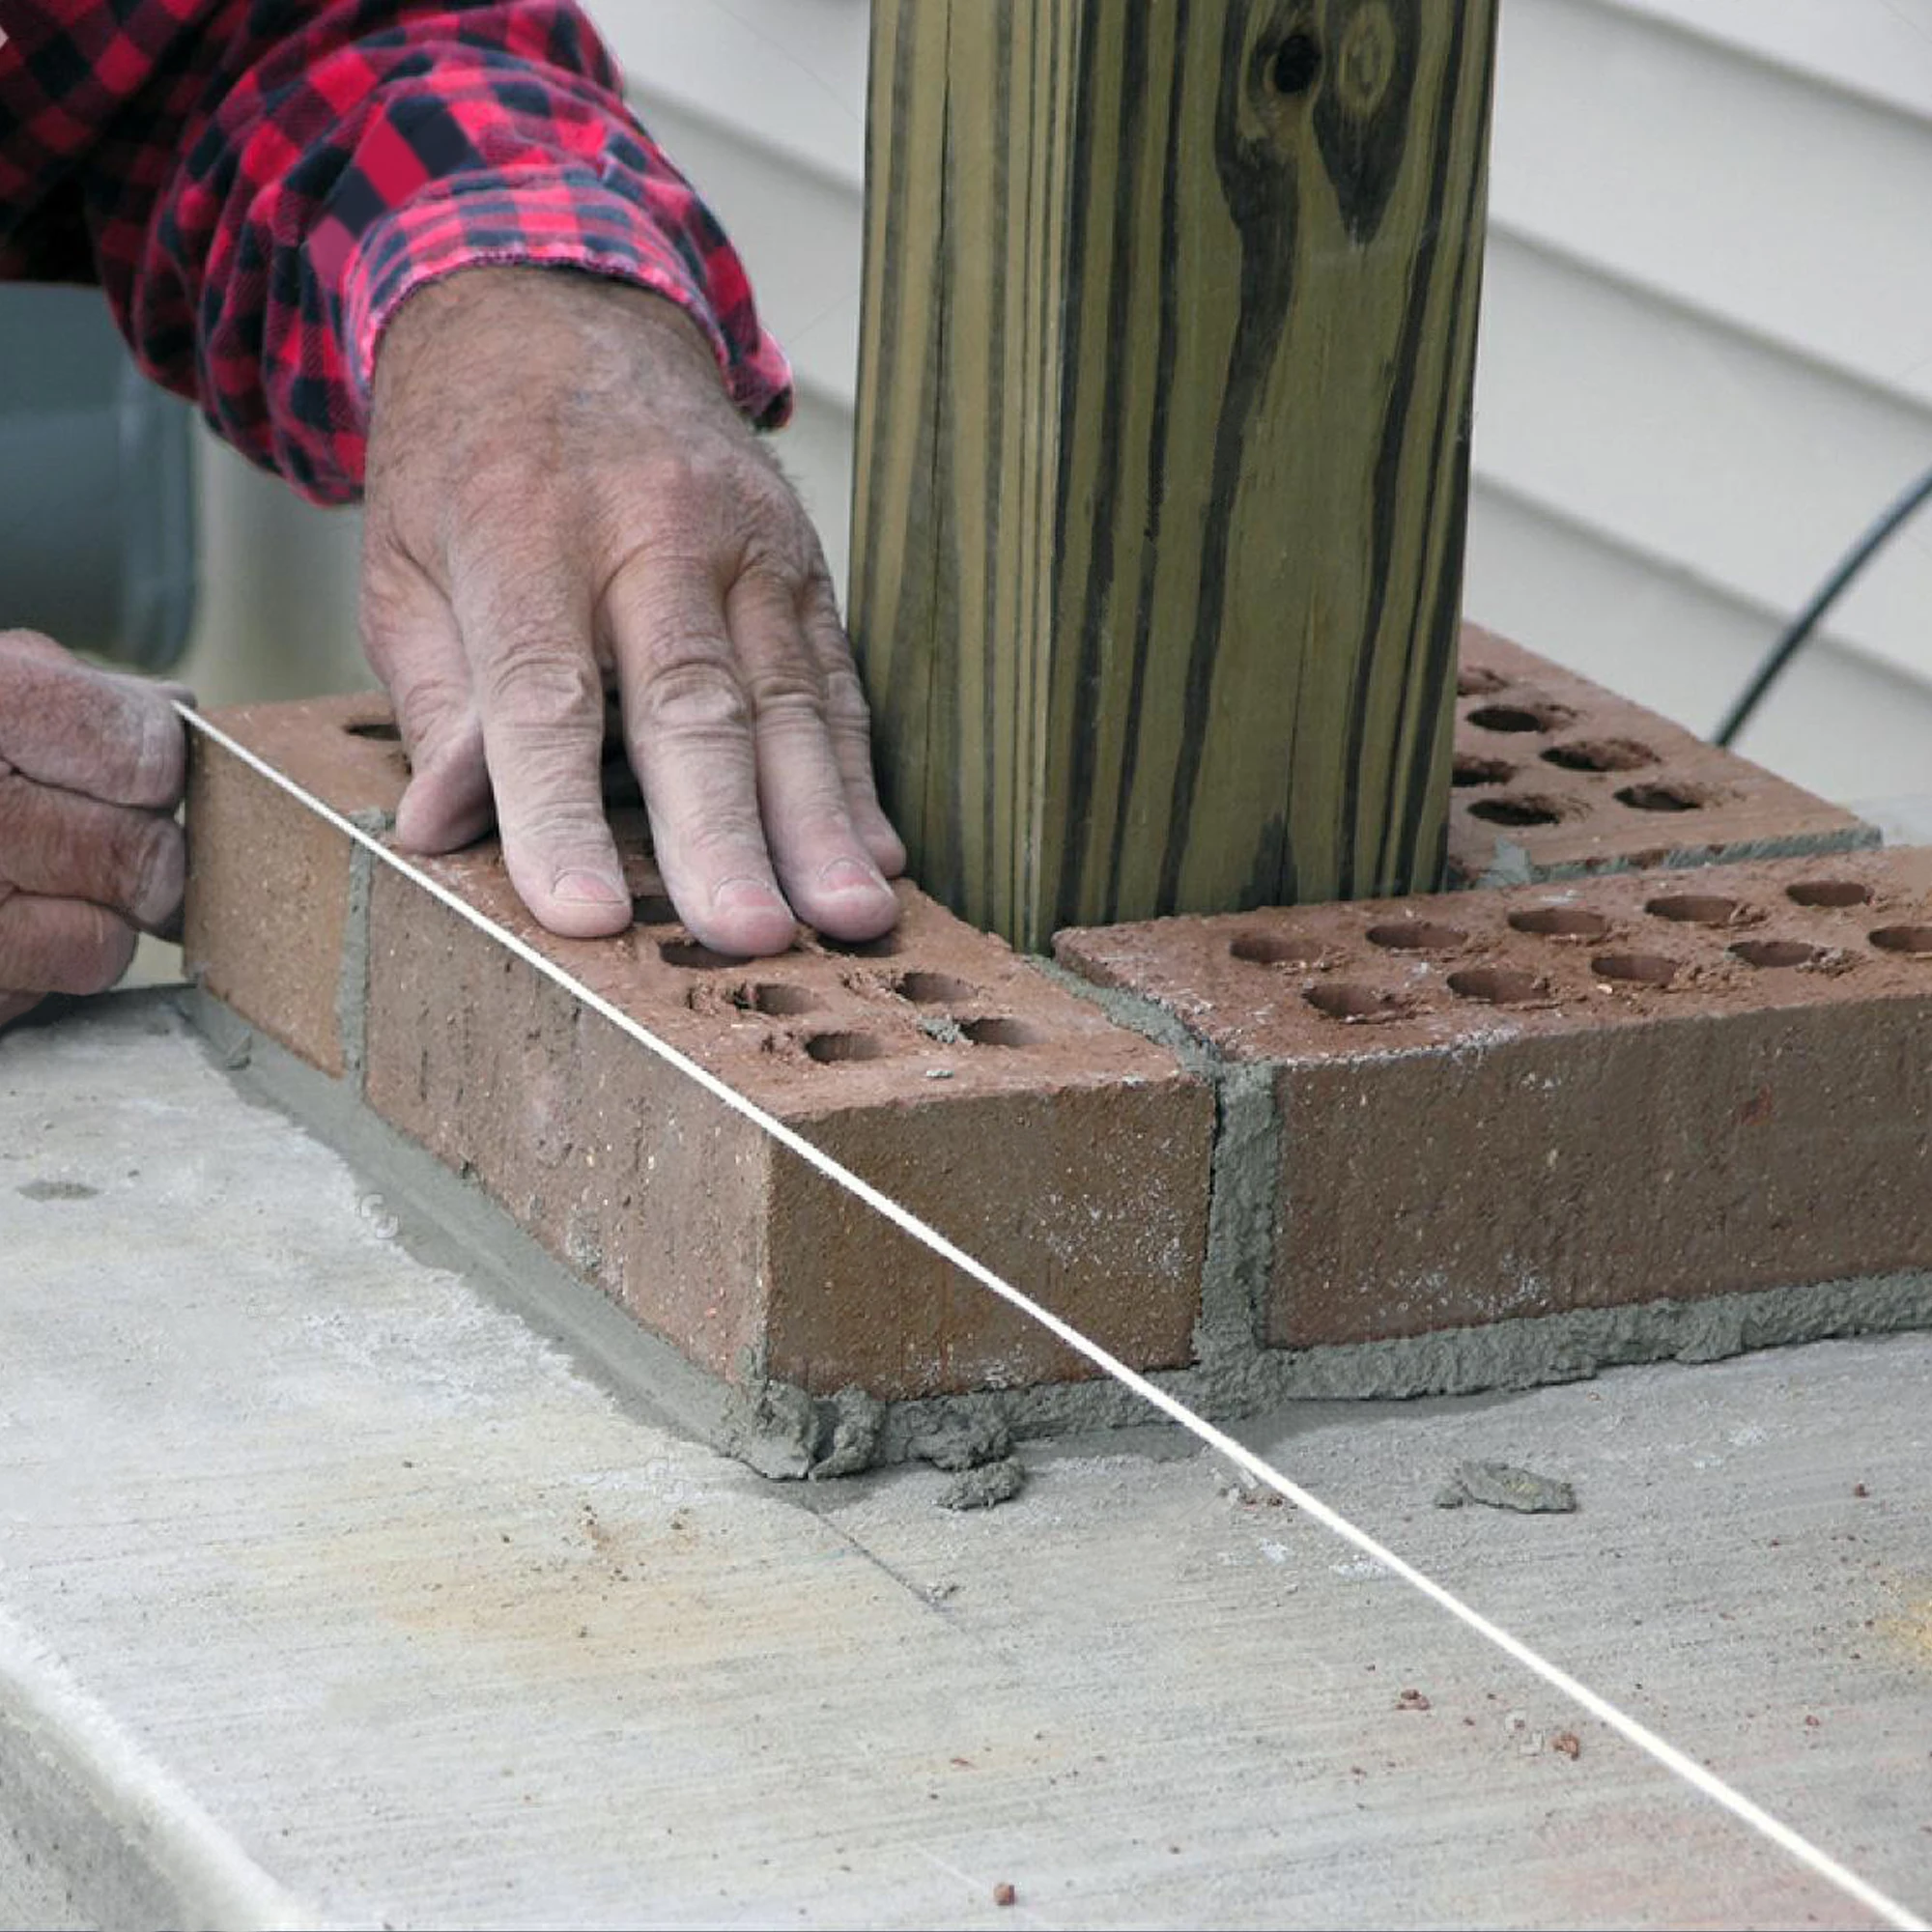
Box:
[122, 816, 185, 925]
[632, 658, 752, 740]
[122, 696, 185, 808]
[746, 662, 827, 721]
[476, 640, 604, 731]
[820, 665, 874, 733]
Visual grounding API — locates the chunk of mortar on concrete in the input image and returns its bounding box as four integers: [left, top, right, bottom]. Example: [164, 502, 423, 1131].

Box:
[1435, 1461, 1577, 1514]
[905, 1411, 1013, 1472]
[937, 1456, 1027, 1511]
[1058, 847, 1932, 1360]
[1448, 623, 1878, 888]
[810, 1387, 888, 1479]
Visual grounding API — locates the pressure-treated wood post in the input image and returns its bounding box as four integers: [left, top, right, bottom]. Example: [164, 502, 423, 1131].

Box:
[848, 0, 1496, 951]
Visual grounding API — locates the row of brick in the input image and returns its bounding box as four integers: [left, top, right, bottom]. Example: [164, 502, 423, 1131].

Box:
[183, 627, 1925, 1408]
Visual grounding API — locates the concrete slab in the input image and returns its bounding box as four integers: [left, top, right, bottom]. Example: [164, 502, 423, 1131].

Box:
[2, 995, 1929, 1928]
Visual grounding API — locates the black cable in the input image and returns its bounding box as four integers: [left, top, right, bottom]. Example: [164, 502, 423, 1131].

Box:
[1713, 457, 1932, 749]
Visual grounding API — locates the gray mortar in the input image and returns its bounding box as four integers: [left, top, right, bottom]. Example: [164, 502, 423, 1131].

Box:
[1464, 821, 1882, 891]
[1027, 956, 1283, 1367]
[334, 808, 391, 1091]
[184, 986, 1932, 1483]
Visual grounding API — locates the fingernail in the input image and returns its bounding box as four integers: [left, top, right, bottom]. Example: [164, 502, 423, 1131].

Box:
[819, 857, 890, 895]
[554, 869, 628, 906]
[714, 875, 787, 913]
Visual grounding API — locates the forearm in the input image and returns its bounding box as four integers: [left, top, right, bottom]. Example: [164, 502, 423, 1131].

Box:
[10, 0, 790, 502]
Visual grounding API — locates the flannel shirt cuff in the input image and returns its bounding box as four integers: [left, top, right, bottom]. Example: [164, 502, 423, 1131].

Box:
[332, 171, 795, 431]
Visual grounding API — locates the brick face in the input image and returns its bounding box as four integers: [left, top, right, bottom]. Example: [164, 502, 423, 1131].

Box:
[1448, 625, 1875, 887]
[182, 696, 406, 1076]
[362, 845, 1212, 1398]
[1058, 849, 1932, 1350]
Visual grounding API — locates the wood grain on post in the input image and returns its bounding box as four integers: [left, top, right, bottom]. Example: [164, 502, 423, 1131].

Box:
[848, 0, 1496, 951]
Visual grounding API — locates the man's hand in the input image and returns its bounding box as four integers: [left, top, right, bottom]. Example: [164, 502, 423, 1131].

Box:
[361, 269, 904, 957]
[0, 632, 187, 1032]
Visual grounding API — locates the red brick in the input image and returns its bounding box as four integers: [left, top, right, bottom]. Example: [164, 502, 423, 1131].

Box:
[185, 697, 1211, 1401]
[1449, 624, 1875, 887]
[1058, 848, 1932, 1350]
[182, 694, 406, 1076]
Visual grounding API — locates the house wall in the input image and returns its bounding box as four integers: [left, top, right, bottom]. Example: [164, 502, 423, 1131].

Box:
[181, 0, 1932, 810]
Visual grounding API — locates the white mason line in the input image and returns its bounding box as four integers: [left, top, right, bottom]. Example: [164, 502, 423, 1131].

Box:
[178, 703, 1927, 1932]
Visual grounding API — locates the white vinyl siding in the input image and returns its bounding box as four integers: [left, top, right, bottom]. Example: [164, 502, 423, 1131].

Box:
[209, 0, 1898, 814]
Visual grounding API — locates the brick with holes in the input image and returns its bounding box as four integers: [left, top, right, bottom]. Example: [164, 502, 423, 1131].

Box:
[1058, 848, 1932, 1350]
[185, 697, 1212, 1399]
[1448, 625, 1877, 888]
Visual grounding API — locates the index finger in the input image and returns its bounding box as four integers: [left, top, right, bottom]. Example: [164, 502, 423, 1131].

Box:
[0, 632, 185, 810]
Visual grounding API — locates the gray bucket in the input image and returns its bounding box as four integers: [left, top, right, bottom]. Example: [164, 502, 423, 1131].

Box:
[0, 284, 196, 672]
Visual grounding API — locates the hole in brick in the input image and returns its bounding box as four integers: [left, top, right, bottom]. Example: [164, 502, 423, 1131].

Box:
[1467, 702, 1573, 735]
[345, 720, 400, 741]
[822, 932, 904, 959]
[1510, 906, 1612, 941]
[1366, 919, 1466, 952]
[1729, 939, 1822, 970]
[1787, 880, 1873, 909]
[1616, 781, 1706, 813]
[1870, 924, 1932, 957]
[1469, 796, 1564, 828]
[805, 1032, 891, 1065]
[1645, 894, 1743, 927]
[1231, 932, 1318, 967]
[895, 970, 976, 1006]
[1456, 666, 1509, 697]
[1447, 966, 1546, 1006]
[631, 894, 678, 926]
[1541, 737, 1655, 774]
[1304, 983, 1407, 1022]
[746, 982, 819, 1016]
[659, 939, 736, 971]
[962, 1016, 1045, 1048]
[1453, 754, 1516, 788]
[1591, 952, 1679, 987]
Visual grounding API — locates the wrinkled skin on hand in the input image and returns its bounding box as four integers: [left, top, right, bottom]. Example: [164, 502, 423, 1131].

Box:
[0, 631, 187, 1032]
[361, 268, 905, 958]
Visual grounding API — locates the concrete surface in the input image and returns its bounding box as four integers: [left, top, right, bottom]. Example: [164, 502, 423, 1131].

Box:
[2, 993, 1930, 1928]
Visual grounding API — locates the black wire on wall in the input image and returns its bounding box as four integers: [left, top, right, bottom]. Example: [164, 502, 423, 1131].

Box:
[1713, 460, 1932, 749]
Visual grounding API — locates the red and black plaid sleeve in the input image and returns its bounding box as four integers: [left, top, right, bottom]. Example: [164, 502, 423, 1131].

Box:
[0, 1, 793, 503]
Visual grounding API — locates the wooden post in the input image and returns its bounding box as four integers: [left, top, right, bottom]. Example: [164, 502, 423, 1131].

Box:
[848, 0, 1496, 952]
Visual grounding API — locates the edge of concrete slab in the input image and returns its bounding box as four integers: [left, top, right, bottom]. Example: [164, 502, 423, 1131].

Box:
[0, 1606, 318, 1932]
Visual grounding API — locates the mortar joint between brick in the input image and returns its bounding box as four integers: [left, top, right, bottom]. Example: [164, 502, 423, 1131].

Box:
[1026, 956, 1281, 1379]
[336, 832, 380, 1094]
